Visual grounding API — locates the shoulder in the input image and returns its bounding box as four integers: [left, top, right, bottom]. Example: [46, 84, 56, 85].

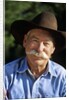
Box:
[50, 60, 66, 77]
[5, 57, 25, 75]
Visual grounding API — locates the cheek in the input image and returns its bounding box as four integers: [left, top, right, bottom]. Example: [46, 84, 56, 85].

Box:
[48, 47, 55, 55]
[25, 42, 37, 51]
[44, 47, 54, 55]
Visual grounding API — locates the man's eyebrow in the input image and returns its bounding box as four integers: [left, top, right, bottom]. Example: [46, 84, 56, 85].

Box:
[30, 35, 54, 43]
[31, 36, 52, 42]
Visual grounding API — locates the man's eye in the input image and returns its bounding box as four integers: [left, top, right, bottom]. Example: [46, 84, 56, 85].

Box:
[32, 39, 38, 42]
[44, 43, 49, 46]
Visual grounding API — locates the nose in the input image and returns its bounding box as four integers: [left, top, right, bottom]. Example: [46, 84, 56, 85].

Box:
[37, 42, 45, 52]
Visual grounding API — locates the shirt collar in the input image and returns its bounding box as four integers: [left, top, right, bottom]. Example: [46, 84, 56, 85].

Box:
[48, 60, 57, 77]
[17, 57, 57, 77]
[17, 57, 28, 73]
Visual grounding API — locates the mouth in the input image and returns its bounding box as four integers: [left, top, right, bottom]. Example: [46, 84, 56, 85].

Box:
[33, 56, 43, 60]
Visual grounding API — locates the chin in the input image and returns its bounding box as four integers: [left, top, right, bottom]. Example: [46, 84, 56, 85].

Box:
[34, 60, 45, 65]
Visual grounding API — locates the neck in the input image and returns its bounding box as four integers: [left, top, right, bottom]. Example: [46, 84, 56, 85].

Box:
[27, 60, 48, 78]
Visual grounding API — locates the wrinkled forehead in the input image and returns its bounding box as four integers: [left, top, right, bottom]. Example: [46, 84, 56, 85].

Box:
[27, 28, 50, 35]
[27, 28, 55, 41]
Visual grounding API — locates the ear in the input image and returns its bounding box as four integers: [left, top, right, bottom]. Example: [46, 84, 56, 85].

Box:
[23, 35, 27, 48]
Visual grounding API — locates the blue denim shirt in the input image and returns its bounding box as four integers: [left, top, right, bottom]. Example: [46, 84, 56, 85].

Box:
[5, 57, 66, 99]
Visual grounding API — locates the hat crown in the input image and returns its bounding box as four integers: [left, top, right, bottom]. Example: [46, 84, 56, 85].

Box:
[32, 12, 58, 30]
[11, 11, 65, 53]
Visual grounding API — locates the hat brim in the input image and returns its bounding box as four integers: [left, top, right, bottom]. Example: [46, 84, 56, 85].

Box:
[10, 20, 66, 54]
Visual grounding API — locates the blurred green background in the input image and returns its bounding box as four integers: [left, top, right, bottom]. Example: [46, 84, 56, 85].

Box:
[5, 1, 66, 68]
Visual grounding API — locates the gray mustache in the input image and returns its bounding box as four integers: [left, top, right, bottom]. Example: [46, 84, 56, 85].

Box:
[26, 50, 49, 59]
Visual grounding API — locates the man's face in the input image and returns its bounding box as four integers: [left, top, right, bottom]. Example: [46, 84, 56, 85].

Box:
[23, 29, 55, 67]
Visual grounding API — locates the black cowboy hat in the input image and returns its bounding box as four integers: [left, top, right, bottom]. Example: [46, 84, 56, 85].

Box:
[10, 11, 66, 54]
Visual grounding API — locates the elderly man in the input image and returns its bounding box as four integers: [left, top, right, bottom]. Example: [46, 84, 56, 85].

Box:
[4, 11, 66, 99]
